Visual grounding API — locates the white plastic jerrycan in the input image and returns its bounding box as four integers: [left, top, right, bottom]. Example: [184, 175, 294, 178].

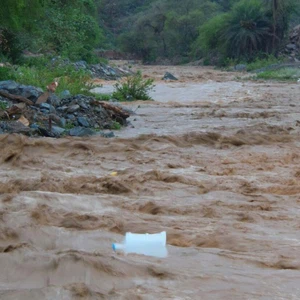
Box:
[112, 231, 168, 258]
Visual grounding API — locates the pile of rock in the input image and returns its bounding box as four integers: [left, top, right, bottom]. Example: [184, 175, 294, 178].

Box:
[285, 24, 300, 61]
[0, 80, 131, 137]
[50, 58, 133, 80]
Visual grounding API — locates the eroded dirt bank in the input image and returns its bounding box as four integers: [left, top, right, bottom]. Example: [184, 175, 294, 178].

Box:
[1, 65, 300, 299]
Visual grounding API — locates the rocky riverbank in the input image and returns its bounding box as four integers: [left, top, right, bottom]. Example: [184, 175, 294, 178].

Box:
[0, 80, 131, 137]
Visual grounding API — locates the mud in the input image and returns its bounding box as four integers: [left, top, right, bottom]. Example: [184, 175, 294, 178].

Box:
[1, 64, 300, 299]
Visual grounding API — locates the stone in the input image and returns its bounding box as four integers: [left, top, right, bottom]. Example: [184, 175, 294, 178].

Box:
[59, 117, 66, 127]
[0, 80, 19, 94]
[77, 116, 90, 127]
[286, 43, 297, 51]
[30, 123, 39, 129]
[73, 60, 88, 70]
[234, 64, 247, 71]
[57, 106, 68, 112]
[162, 72, 178, 81]
[66, 114, 76, 120]
[69, 127, 95, 137]
[0, 121, 32, 135]
[67, 104, 80, 113]
[48, 94, 61, 106]
[40, 103, 51, 110]
[100, 131, 115, 138]
[51, 126, 66, 136]
[18, 84, 43, 102]
[60, 90, 71, 98]
[0, 82, 131, 137]
[79, 101, 89, 109]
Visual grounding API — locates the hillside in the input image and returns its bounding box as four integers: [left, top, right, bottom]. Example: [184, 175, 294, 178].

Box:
[0, 0, 300, 64]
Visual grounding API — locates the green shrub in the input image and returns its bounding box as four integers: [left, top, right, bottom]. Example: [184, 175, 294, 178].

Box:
[0, 101, 8, 110]
[94, 93, 112, 101]
[11, 63, 93, 95]
[112, 71, 154, 101]
[0, 66, 16, 81]
[246, 55, 282, 71]
[111, 121, 122, 130]
[256, 68, 300, 81]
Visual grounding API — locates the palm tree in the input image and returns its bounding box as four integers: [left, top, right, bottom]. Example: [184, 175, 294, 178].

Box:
[222, 0, 272, 59]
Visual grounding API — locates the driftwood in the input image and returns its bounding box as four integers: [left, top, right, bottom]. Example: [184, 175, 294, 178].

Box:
[36, 91, 50, 105]
[0, 103, 26, 119]
[91, 100, 130, 121]
[0, 90, 33, 105]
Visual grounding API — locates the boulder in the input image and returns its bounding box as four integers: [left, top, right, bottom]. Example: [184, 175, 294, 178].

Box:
[69, 127, 96, 137]
[162, 72, 178, 81]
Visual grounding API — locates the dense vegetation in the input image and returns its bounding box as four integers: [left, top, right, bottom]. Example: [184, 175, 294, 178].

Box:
[0, 0, 103, 63]
[0, 0, 300, 65]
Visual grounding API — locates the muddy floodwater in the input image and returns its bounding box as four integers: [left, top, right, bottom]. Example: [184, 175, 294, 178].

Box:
[1, 64, 300, 299]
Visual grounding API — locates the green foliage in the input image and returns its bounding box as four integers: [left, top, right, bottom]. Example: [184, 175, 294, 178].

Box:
[192, 0, 298, 64]
[256, 68, 300, 80]
[64, 121, 75, 130]
[112, 71, 154, 101]
[0, 28, 23, 62]
[114, 0, 223, 62]
[5, 62, 93, 96]
[0, 66, 16, 81]
[38, 2, 104, 62]
[94, 93, 112, 101]
[0, 0, 104, 62]
[111, 121, 122, 130]
[0, 101, 8, 110]
[192, 13, 228, 60]
[246, 54, 282, 71]
[223, 0, 272, 59]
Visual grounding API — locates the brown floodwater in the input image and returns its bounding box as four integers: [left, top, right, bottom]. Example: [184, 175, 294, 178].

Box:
[1, 64, 300, 299]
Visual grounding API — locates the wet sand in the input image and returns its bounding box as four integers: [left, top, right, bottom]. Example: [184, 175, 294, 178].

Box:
[1, 64, 300, 299]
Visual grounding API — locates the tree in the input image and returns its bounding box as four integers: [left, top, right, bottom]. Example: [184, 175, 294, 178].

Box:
[0, 0, 104, 62]
[223, 0, 272, 58]
[263, 0, 298, 52]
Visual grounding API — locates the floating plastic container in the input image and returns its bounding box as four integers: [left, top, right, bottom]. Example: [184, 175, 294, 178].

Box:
[112, 231, 168, 258]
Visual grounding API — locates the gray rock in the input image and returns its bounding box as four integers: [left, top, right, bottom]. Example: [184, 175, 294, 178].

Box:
[73, 60, 88, 70]
[286, 43, 297, 51]
[57, 106, 68, 112]
[51, 126, 66, 136]
[234, 64, 247, 71]
[40, 109, 50, 114]
[40, 103, 56, 113]
[79, 101, 89, 109]
[59, 117, 66, 127]
[100, 131, 115, 138]
[60, 90, 71, 98]
[67, 104, 80, 113]
[95, 106, 105, 113]
[0, 80, 19, 94]
[69, 127, 95, 137]
[77, 117, 90, 127]
[48, 94, 60, 106]
[19, 85, 43, 102]
[49, 105, 56, 114]
[162, 72, 178, 81]
[30, 123, 39, 129]
[40, 103, 51, 110]
[1, 121, 32, 135]
[66, 114, 76, 120]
